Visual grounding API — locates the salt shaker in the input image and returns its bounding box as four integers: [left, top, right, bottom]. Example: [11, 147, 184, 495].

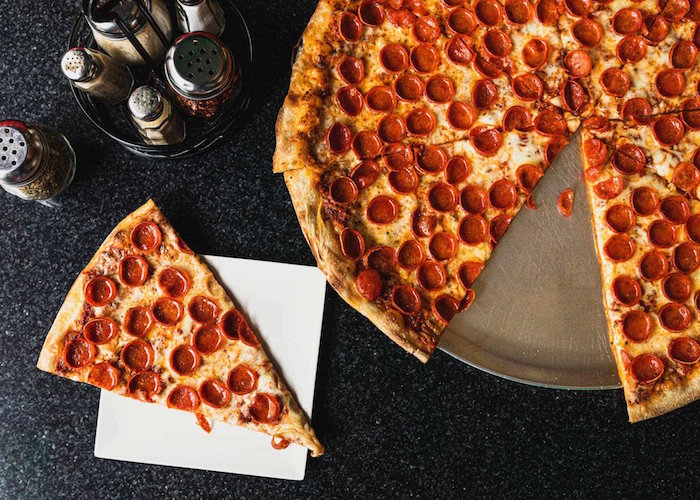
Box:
[0, 121, 76, 203]
[128, 86, 185, 145]
[176, 0, 225, 36]
[61, 47, 134, 105]
[84, 0, 173, 65]
[164, 32, 240, 119]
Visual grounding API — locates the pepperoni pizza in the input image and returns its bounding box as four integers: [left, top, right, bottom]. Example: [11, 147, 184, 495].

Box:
[37, 200, 324, 456]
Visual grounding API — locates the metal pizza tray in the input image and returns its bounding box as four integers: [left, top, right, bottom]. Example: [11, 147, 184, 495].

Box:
[439, 132, 621, 390]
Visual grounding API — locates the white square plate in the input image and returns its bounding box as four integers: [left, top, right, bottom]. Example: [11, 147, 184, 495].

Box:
[94, 255, 327, 480]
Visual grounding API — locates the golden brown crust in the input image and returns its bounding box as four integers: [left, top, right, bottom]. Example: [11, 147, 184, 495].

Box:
[284, 168, 430, 362]
[627, 369, 700, 422]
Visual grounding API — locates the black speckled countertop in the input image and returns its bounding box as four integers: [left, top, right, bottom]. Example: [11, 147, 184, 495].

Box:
[1, 1, 699, 497]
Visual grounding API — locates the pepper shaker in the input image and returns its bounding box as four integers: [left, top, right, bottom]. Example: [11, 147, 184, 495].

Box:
[164, 32, 240, 119]
[61, 47, 134, 105]
[0, 121, 76, 203]
[176, 0, 225, 36]
[128, 86, 185, 145]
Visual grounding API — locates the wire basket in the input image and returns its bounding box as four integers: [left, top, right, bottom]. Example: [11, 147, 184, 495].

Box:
[68, 0, 253, 159]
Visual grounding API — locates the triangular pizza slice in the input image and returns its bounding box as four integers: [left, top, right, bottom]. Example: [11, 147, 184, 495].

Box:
[36, 200, 323, 456]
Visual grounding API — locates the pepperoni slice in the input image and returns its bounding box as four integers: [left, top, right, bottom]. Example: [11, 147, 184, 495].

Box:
[121, 340, 154, 371]
[613, 8, 643, 35]
[565, 0, 590, 16]
[118, 255, 148, 287]
[673, 242, 700, 273]
[433, 295, 460, 323]
[473, 54, 504, 78]
[536, 0, 560, 23]
[534, 109, 567, 137]
[377, 114, 405, 143]
[411, 210, 437, 238]
[406, 108, 436, 135]
[359, 0, 385, 26]
[523, 38, 549, 69]
[612, 144, 646, 175]
[227, 365, 259, 395]
[383, 145, 413, 172]
[561, 79, 586, 114]
[124, 306, 154, 337]
[503, 106, 532, 132]
[127, 371, 161, 400]
[170, 344, 200, 375]
[388, 167, 419, 193]
[489, 214, 512, 244]
[461, 185, 488, 214]
[447, 101, 475, 130]
[130, 222, 161, 252]
[681, 98, 700, 129]
[458, 261, 484, 289]
[584, 166, 600, 183]
[470, 126, 502, 156]
[63, 337, 96, 369]
[410, 44, 440, 73]
[512, 74, 544, 101]
[659, 302, 692, 332]
[515, 164, 543, 193]
[593, 176, 623, 200]
[653, 115, 685, 147]
[448, 8, 477, 35]
[250, 393, 282, 424]
[671, 41, 698, 70]
[642, 14, 669, 45]
[488, 179, 517, 210]
[238, 319, 260, 347]
[380, 43, 408, 73]
[336, 86, 363, 116]
[338, 12, 362, 42]
[662, 272, 692, 302]
[392, 285, 422, 314]
[631, 353, 664, 383]
[187, 296, 218, 324]
[152, 297, 183, 325]
[459, 214, 488, 245]
[356, 268, 383, 300]
[505, 0, 533, 23]
[660, 195, 690, 224]
[167, 385, 200, 411]
[483, 30, 512, 58]
[156, 267, 190, 298]
[83, 317, 117, 345]
[417, 261, 447, 290]
[429, 232, 457, 261]
[659, 0, 690, 21]
[366, 246, 396, 273]
[199, 379, 231, 408]
[557, 189, 574, 217]
[351, 160, 380, 190]
[612, 276, 642, 306]
[581, 139, 606, 171]
[425, 75, 454, 103]
[366, 86, 395, 112]
[338, 56, 364, 84]
[367, 196, 398, 224]
[649, 219, 677, 248]
[621, 310, 653, 342]
[428, 183, 458, 212]
[352, 131, 382, 160]
[573, 19, 602, 47]
[669, 337, 700, 364]
[326, 123, 352, 154]
[582, 116, 610, 132]
[562, 50, 591, 78]
[475, 0, 503, 25]
[621, 98, 653, 125]
[673, 162, 700, 193]
[416, 145, 447, 173]
[192, 324, 224, 355]
[656, 69, 684, 98]
[616, 36, 647, 64]
[394, 75, 423, 102]
[398, 239, 425, 269]
[639, 250, 669, 280]
[413, 16, 439, 43]
[446, 35, 475, 65]
[217, 309, 244, 340]
[446, 156, 470, 185]
[472, 79, 499, 109]
[340, 227, 365, 259]
[85, 276, 117, 307]
[605, 205, 635, 233]
[600, 68, 630, 97]
[604, 234, 635, 261]
[88, 363, 119, 390]
[631, 187, 659, 216]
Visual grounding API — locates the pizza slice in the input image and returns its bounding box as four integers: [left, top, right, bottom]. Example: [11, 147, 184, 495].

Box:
[582, 118, 700, 421]
[36, 200, 324, 456]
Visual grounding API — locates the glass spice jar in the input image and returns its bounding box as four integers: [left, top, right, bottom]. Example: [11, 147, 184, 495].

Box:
[0, 121, 76, 203]
[163, 32, 240, 119]
[175, 0, 225, 36]
[61, 47, 134, 105]
[128, 86, 186, 145]
[84, 0, 173, 66]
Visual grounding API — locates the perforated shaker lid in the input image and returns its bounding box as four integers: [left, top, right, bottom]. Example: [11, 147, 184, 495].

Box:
[61, 48, 97, 82]
[0, 121, 43, 185]
[128, 86, 164, 121]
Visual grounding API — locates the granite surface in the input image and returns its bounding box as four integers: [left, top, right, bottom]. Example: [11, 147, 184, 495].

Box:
[1, 1, 699, 497]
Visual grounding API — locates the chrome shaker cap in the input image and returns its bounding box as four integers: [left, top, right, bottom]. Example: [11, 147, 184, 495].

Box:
[61, 48, 97, 82]
[128, 86, 164, 121]
[83, 0, 151, 38]
[164, 32, 233, 99]
[0, 121, 42, 185]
